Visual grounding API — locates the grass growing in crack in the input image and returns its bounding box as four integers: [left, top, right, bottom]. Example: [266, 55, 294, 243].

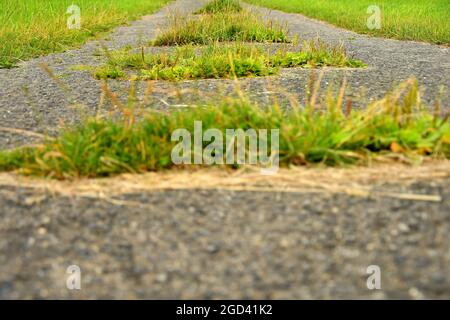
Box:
[0, 78, 448, 178]
[94, 41, 365, 81]
[196, 0, 243, 14]
[153, 10, 289, 46]
[0, 0, 171, 68]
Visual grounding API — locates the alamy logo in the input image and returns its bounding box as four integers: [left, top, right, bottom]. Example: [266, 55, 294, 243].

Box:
[171, 121, 279, 174]
[366, 265, 381, 290]
[66, 265, 81, 290]
[367, 5, 381, 30]
[67, 5, 81, 30]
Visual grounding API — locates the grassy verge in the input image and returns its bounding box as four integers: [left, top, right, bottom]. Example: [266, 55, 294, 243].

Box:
[0, 79, 448, 178]
[0, 0, 171, 68]
[153, 10, 289, 46]
[94, 41, 365, 81]
[245, 0, 450, 45]
[196, 0, 243, 14]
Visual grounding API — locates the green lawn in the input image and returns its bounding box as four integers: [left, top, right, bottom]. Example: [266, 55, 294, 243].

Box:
[0, 0, 171, 68]
[246, 0, 450, 45]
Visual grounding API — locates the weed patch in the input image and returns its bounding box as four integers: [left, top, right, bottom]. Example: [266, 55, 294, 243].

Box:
[153, 10, 289, 46]
[94, 41, 365, 81]
[0, 79, 448, 178]
[196, 0, 243, 14]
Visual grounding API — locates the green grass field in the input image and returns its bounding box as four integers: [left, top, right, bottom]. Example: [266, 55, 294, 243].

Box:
[246, 0, 450, 45]
[0, 0, 171, 68]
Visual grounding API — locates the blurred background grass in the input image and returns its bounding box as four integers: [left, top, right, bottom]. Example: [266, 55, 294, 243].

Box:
[0, 0, 171, 68]
[246, 0, 450, 45]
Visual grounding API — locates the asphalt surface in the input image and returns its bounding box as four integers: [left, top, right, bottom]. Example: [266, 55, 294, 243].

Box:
[0, 174, 449, 299]
[0, 0, 449, 299]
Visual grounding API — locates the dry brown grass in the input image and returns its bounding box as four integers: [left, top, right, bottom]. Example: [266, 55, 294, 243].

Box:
[1, 160, 448, 207]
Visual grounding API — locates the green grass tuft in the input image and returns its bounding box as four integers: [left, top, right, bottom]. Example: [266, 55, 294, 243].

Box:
[196, 0, 243, 14]
[0, 79, 448, 179]
[94, 65, 126, 79]
[153, 10, 289, 46]
[94, 41, 365, 81]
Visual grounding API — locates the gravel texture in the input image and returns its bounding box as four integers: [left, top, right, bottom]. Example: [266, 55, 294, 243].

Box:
[0, 0, 449, 300]
[0, 175, 449, 299]
[0, 0, 449, 149]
